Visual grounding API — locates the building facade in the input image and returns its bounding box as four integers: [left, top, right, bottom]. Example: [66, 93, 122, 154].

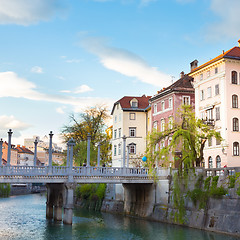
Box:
[189, 41, 240, 168]
[111, 95, 151, 167]
[149, 73, 195, 166]
[15, 145, 34, 166]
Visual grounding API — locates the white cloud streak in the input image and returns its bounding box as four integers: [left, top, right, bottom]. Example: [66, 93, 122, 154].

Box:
[74, 85, 93, 94]
[0, 71, 113, 111]
[0, 0, 65, 25]
[81, 37, 171, 87]
[31, 66, 43, 74]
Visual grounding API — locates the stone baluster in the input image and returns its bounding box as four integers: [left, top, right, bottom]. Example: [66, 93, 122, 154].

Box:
[0, 139, 3, 166]
[48, 131, 53, 167]
[97, 142, 101, 167]
[34, 138, 38, 167]
[87, 133, 91, 167]
[7, 129, 13, 167]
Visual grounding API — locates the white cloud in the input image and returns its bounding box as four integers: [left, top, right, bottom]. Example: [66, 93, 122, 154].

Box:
[65, 59, 81, 63]
[56, 107, 66, 114]
[74, 85, 94, 94]
[0, 0, 65, 25]
[81, 37, 171, 87]
[207, 0, 240, 40]
[0, 71, 112, 111]
[0, 115, 31, 138]
[31, 66, 43, 74]
[60, 90, 71, 93]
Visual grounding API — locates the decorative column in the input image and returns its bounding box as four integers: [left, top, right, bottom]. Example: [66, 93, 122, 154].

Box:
[87, 133, 91, 167]
[68, 138, 75, 181]
[7, 129, 13, 167]
[97, 142, 101, 167]
[126, 144, 129, 168]
[34, 138, 38, 166]
[0, 139, 3, 166]
[48, 131, 53, 167]
[66, 141, 70, 168]
[63, 182, 77, 225]
[122, 135, 126, 168]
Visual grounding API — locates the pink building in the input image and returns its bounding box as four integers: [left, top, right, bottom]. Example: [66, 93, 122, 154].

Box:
[149, 73, 195, 166]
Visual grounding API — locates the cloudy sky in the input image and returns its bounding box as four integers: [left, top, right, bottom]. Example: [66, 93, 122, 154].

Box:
[0, 0, 239, 146]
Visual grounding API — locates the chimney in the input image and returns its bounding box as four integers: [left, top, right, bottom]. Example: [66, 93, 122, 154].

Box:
[190, 59, 198, 71]
[180, 71, 184, 78]
[238, 39, 240, 47]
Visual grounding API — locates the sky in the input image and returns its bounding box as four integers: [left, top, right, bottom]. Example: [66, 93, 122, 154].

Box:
[0, 0, 240, 147]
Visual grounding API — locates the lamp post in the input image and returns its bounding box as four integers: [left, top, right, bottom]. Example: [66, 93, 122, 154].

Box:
[34, 138, 38, 166]
[7, 129, 13, 167]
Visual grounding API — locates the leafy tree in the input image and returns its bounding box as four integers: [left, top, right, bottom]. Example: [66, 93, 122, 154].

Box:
[146, 105, 222, 170]
[61, 105, 112, 166]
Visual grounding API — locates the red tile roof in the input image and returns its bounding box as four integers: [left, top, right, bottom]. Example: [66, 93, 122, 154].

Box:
[111, 95, 151, 114]
[190, 46, 240, 73]
[15, 145, 34, 155]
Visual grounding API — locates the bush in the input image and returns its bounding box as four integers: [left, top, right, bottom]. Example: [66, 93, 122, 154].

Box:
[204, 176, 211, 190]
[228, 175, 236, 189]
[0, 184, 10, 197]
[210, 186, 227, 198]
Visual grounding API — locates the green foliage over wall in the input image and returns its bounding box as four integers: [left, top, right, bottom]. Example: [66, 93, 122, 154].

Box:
[0, 183, 10, 197]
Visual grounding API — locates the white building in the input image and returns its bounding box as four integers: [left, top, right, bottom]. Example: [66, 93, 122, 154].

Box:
[15, 145, 34, 166]
[189, 40, 240, 168]
[111, 95, 151, 167]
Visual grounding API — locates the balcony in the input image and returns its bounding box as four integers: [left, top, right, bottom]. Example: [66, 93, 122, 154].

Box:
[202, 118, 215, 127]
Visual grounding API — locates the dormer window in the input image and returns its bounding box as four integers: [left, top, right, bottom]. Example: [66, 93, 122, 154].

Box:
[130, 98, 138, 108]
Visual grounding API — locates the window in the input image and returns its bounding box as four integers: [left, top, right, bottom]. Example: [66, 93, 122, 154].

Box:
[129, 143, 136, 154]
[215, 84, 219, 95]
[216, 156, 221, 168]
[200, 90, 204, 100]
[131, 101, 138, 108]
[206, 109, 213, 120]
[207, 87, 212, 98]
[232, 71, 238, 84]
[169, 98, 173, 109]
[200, 74, 203, 80]
[169, 117, 173, 130]
[183, 96, 190, 105]
[153, 121, 158, 130]
[215, 67, 218, 74]
[216, 132, 221, 145]
[114, 129, 117, 139]
[118, 144, 121, 155]
[129, 127, 136, 137]
[232, 95, 238, 108]
[233, 142, 239, 156]
[154, 104, 157, 114]
[114, 145, 117, 156]
[215, 107, 220, 121]
[233, 118, 239, 131]
[208, 156, 213, 168]
[114, 115, 117, 123]
[161, 119, 165, 132]
[129, 113, 136, 120]
[161, 101, 165, 111]
[207, 71, 210, 77]
[208, 137, 212, 147]
[119, 128, 121, 138]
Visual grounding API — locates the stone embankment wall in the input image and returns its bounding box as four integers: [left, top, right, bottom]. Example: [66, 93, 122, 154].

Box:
[101, 170, 240, 237]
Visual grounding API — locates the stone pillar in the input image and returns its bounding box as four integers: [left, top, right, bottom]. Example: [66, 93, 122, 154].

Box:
[68, 138, 75, 181]
[122, 135, 126, 168]
[63, 182, 76, 225]
[33, 138, 38, 166]
[46, 184, 53, 219]
[54, 205, 63, 221]
[48, 131, 53, 167]
[87, 133, 91, 167]
[97, 142, 101, 167]
[7, 129, 13, 166]
[0, 139, 3, 166]
[126, 145, 129, 168]
[66, 142, 70, 168]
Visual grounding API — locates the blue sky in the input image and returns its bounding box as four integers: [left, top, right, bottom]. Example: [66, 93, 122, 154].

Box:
[0, 0, 239, 146]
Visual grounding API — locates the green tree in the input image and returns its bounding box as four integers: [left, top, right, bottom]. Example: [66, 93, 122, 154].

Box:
[146, 105, 222, 170]
[61, 105, 112, 166]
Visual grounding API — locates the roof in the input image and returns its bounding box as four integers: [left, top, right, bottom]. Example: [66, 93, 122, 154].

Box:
[15, 145, 34, 155]
[111, 95, 151, 115]
[190, 46, 240, 74]
[150, 74, 194, 102]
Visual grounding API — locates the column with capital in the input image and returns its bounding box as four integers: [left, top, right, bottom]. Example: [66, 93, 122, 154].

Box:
[87, 133, 91, 167]
[0, 139, 3, 166]
[68, 138, 75, 181]
[126, 144, 129, 168]
[33, 138, 38, 167]
[7, 129, 13, 167]
[97, 142, 101, 167]
[48, 131, 53, 173]
[122, 135, 126, 169]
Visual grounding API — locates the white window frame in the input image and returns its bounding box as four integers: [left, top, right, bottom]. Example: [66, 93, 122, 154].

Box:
[118, 143, 121, 155]
[215, 84, 219, 95]
[129, 143, 136, 154]
[161, 119, 165, 132]
[129, 127, 136, 137]
[114, 129, 117, 139]
[183, 96, 190, 105]
[169, 97, 173, 109]
[161, 101, 165, 111]
[114, 145, 117, 156]
[154, 104, 157, 114]
[118, 128, 121, 138]
[200, 90, 204, 101]
[207, 87, 212, 98]
[129, 113, 136, 120]
[153, 121, 158, 130]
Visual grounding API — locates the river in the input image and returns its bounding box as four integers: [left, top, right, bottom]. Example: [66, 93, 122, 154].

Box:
[0, 194, 238, 240]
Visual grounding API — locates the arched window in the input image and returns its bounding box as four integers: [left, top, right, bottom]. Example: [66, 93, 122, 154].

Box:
[232, 95, 238, 108]
[128, 143, 136, 154]
[216, 155, 221, 168]
[232, 71, 238, 84]
[233, 142, 239, 156]
[208, 156, 213, 168]
[233, 118, 239, 131]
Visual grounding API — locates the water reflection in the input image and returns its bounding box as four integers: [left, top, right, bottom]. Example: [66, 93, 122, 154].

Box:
[0, 194, 238, 240]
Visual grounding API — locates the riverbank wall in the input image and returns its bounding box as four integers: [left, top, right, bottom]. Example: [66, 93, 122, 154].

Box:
[101, 168, 240, 237]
